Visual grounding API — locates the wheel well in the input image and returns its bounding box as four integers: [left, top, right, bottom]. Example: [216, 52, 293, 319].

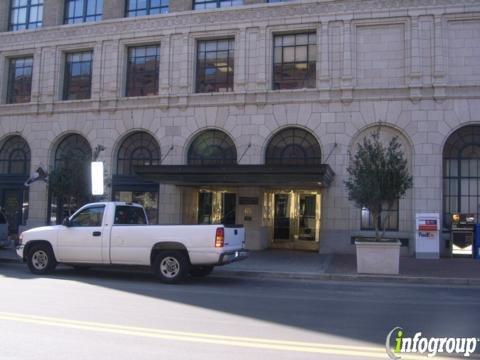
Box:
[150, 242, 190, 265]
[24, 240, 54, 261]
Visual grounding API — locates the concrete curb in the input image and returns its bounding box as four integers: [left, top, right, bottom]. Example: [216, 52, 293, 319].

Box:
[212, 269, 480, 286]
[0, 255, 21, 264]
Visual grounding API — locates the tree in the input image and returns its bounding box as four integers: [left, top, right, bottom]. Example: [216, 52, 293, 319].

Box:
[48, 163, 91, 224]
[345, 128, 413, 241]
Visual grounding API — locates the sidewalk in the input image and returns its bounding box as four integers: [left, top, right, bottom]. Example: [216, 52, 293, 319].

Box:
[0, 241, 19, 263]
[213, 250, 480, 286]
[1, 244, 479, 286]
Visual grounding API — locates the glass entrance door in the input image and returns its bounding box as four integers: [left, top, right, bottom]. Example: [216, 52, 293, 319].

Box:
[267, 191, 321, 250]
[197, 191, 237, 225]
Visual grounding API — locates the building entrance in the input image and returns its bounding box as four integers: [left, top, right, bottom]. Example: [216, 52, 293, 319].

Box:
[266, 190, 321, 251]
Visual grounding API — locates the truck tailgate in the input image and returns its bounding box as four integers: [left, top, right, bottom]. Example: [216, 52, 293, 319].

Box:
[223, 225, 245, 250]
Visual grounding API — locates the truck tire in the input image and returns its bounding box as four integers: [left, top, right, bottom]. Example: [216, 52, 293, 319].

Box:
[27, 244, 57, 275]
[153, 251, 190, 284]
[190, 266, 214, 278]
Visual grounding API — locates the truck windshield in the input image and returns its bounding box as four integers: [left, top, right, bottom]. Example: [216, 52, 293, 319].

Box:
[114, 206, 147, 225]
[0, 212, 5, 224]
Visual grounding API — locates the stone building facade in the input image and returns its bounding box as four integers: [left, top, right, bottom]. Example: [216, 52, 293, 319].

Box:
[0, 0, 479, 256]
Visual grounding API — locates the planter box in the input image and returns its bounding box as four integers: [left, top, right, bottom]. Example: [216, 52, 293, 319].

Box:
[355, 240, 401, 275]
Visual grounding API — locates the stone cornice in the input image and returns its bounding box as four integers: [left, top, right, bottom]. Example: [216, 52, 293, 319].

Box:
[0, 0, 479, 49]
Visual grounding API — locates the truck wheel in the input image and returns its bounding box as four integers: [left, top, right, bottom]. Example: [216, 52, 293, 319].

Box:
[153, 251, 190, 284]
[190, 266, 214, 277]
[27, 245, 57, 275]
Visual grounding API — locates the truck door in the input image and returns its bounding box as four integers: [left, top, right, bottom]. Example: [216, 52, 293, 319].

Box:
[56, 205, 106, 263]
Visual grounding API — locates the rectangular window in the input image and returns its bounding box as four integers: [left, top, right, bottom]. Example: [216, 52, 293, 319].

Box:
[7, 57, 33, 104]
[64, 0, 103, 24]
[126, 0, 168, 17]
[193, 0, 242, 10]
[126, 45, 160, 97]
[273, 32, 316, 90]
[361, 201, 399, 231]
[63, 51, 93, 100]
[9, 0, 43, 31]
[196, 38, 234, 93]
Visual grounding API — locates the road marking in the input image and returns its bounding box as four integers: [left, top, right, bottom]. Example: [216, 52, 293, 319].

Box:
[0, 311, 443, 359]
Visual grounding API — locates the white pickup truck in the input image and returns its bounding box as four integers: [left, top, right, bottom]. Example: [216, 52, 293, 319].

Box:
[16, 202, 248, 283]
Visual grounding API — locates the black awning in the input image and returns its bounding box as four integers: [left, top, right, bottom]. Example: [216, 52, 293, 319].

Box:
[133, 164, 335, 188]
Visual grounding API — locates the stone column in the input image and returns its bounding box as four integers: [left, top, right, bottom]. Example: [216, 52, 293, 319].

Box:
[43, 0, 64, 27]
[169, 0, 192, 12]
[26, 181, 49, 229]
[103, 0, 125, 20]
[0, 0, 10, 32]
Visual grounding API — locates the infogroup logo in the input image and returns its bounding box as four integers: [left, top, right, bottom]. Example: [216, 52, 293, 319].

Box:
[385, 327, 479, 359]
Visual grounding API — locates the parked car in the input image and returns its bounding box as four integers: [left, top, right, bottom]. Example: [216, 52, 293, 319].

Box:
[0, 210, 9, 248]
[16, 202, 248, 283]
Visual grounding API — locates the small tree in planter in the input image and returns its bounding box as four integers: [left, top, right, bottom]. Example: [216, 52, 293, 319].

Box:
[345, 128, 413, 274]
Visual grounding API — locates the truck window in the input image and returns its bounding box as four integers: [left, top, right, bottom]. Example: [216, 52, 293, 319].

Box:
[0, 212, 5, 224]
[70, 206, 105, 227]
[114, 206, 147, 225]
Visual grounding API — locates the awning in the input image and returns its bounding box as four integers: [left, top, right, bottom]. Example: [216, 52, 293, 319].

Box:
[133, 164, 335, 188]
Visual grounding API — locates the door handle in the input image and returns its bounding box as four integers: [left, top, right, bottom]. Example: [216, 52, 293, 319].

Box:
[92, 231, 101, 237]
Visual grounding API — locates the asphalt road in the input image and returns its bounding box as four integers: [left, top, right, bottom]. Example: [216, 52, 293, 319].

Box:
[0, 262, 479, 360]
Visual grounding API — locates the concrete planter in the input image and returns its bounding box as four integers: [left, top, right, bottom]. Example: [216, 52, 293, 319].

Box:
[355, 240, 401, 275]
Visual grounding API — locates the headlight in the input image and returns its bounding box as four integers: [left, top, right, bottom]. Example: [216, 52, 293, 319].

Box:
[19, 232, 23, 245]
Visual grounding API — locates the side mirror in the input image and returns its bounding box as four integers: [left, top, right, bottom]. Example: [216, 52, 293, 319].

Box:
[62, 217, 71, 227]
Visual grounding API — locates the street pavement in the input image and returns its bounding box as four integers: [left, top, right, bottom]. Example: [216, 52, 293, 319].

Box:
[1, 262, 479, 360]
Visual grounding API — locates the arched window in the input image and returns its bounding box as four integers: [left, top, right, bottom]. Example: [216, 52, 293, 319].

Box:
[49, 134, 92, 224]
[55, 134, 92, 170]
[117, 132, 161, 176]
[188, 130, 237, 165]
[266, 127, 321, 165]
[443, 125, 480, 228]
[0, 136, 31, 175]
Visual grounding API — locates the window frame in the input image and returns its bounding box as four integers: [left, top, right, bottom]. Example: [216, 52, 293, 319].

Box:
[113, 205, 148, 225]
[64, 0, 103, 24]
[360, 201, 400, 232]
[6, 56, 34, 104]
[192, 0, 243, 10]
[187, 129, 237, 165]
[265, 127, 322, 166]
[69, 205, 105, 227]
[62, 50, 93, 101]
[195, 37, 235, 94]
[8, 0, 43, 31]
[125, 0, 169, 17]
[125, 44, 161, 97]
[272, 31, 317, 90]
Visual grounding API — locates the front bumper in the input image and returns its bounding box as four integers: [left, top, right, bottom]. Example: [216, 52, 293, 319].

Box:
[217, 249, 249, 265]
[16, 245, 25, 260]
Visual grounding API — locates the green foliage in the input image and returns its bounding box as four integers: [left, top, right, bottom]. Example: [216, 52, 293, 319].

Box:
[345, 128, 413, 241]
[49, 164, 91, 221]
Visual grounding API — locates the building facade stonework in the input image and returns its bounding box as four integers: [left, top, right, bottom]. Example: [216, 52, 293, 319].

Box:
[0, 0, 479, 256]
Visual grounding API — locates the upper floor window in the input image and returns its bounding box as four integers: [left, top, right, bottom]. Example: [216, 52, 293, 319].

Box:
[7, 57, 33, 104]
[63, 51, 93, 100]
[126, 45, 160, 97]
[273, 32, 316, 90]
[126, 0, 169, 17]
[265, 127, 322, 166]
[193, 0, 242, 10]
[196, 38, 234, 93]
[64, 0, 103, 24]
[9, 0, 43, 31]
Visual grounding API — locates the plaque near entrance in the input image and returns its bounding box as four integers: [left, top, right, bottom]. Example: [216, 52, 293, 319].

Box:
[239, 197, 259, 205]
